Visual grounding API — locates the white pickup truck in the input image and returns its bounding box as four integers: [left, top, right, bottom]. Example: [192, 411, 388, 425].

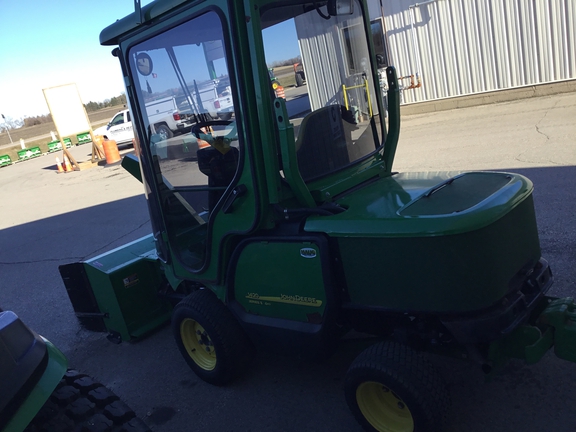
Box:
[93, 110, 134, 145]
[94, 96, 195, 143]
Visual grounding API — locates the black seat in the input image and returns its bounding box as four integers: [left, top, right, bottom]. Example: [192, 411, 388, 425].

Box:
[295, 105, 350, 182]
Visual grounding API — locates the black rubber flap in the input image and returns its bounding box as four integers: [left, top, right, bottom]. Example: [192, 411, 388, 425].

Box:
[59, 262, 106, 332]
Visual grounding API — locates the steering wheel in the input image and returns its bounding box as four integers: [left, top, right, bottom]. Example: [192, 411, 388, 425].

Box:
[191, 120, 234, 139]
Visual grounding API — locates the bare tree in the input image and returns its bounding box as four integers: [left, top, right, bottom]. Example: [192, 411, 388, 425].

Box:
[1, 114, 23, 131]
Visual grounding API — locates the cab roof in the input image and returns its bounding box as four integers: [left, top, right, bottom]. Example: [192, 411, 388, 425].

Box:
[100, 0, 205, 46]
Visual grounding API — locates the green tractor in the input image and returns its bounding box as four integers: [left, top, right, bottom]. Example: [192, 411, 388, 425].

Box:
[59, 0, 576, 431]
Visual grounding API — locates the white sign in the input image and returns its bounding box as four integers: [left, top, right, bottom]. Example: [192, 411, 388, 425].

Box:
[43, 84, 91, 138]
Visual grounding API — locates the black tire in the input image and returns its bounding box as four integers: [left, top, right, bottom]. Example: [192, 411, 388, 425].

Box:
[155, 124, 173, 140]
[295, 73, 304, 87]
[344, 342, 450, 432]
[172, 289, 253, 386]
[219, 112, 233, 121]
[24, 369, 151, 432]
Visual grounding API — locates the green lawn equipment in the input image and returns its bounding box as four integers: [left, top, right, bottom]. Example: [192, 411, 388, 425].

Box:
[59, 1, 576, 431]
[0, 309, 150, 432]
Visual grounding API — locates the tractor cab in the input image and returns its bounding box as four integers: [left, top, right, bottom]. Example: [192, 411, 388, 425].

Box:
[101, 0, 395, 285]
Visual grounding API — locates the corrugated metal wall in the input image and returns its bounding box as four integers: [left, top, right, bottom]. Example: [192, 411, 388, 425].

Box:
[380, 0, 576, 103]
[296, 11, 375, 111]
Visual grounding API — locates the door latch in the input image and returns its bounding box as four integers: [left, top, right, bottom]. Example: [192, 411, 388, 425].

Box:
[222, 184, 247, 214]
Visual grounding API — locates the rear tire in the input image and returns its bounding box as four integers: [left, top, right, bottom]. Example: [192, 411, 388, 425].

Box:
[24, 370, 151, 432]
[172, 289, 253, 386]
[344, 341, 450, 432]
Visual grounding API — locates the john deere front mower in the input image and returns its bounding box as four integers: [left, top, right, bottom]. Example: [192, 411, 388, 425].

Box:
[59, 0, 576, 430]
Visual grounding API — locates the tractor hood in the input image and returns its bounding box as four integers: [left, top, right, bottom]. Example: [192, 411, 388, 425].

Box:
[304, 171, 533, 237]
[306, 171, 542, 313]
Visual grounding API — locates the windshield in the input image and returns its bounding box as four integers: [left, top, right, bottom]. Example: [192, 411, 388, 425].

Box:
[261, 0, 384, 183]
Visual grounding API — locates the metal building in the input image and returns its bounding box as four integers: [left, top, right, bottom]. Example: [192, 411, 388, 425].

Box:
[296, 0, 576, 106]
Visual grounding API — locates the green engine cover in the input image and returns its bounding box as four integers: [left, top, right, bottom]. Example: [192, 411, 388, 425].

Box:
[305, 171, 541, 313]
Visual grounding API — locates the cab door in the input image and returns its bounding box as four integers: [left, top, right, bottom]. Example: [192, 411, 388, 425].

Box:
[124, 7, 257, 281]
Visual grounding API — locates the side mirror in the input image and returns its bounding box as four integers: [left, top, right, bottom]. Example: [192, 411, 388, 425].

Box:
[327, 0, 354, 16]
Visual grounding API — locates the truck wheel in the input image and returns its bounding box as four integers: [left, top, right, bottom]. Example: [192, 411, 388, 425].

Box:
[172, 289, 253, 386]
[344, 342, 450, 432]
[295, 73, 304, 87]
[155, 124, 173, 140]
[24, 369, 151, 432]
[219, 112, 233, 121]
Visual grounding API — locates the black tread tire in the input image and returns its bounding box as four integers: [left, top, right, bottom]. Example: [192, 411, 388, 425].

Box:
[172, 289, 254, 386]
[155, 124, 173, 140]
[295, 73, 304, 87]
[24, 369, 151, 432]
[344, 341, 450, 432]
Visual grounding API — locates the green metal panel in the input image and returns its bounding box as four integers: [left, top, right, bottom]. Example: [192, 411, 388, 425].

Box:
[0, 154, 11, 167]
[233, 241, 326, 322]
[76, 132, 91, 145]
[47, 140, 61, 152]
[83, 235, 172, 341]
[4, 340, 67, 432]
[17, 147, 42, 160]
[334, 194, 541, 313]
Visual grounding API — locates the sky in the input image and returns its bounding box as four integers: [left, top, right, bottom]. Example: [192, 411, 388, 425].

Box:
[0, 1, 300, 122]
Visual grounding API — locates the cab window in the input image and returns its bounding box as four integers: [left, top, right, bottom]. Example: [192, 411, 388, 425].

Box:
[128, 11, 239, 270]
[261, 0, 383, 183]
[110, 113, 125, 126]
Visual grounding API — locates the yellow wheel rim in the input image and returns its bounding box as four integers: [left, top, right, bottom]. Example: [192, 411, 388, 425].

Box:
[180, 318, 216, 371]
[356, 382, 414, 432]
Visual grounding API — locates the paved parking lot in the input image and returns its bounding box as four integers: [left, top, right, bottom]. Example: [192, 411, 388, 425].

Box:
[1, 91, 575, 431]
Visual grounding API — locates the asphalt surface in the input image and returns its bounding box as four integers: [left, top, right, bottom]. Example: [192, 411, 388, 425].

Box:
[1, 91, 575, 432]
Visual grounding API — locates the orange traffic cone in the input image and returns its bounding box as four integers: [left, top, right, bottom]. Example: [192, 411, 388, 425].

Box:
[64, 155, 73, 172]
[197, 139, 211, 150]
[102, 139, 121, 165]
[275, 85, 285, 99]
[55, 157, 64, 173]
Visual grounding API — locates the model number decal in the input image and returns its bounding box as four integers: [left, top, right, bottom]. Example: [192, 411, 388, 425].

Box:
[123, 273, 139, 288]
[245, 292, 322, 307]
[300, 247, 317, 258]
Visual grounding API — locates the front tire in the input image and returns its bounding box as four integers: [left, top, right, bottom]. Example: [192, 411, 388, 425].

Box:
[172, 289, 253, 386]
[344, 342, 450, 432]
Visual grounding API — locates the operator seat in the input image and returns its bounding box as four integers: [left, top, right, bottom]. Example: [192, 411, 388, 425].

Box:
[295, 105, 350, 182]
[197, 146, 240, 210]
